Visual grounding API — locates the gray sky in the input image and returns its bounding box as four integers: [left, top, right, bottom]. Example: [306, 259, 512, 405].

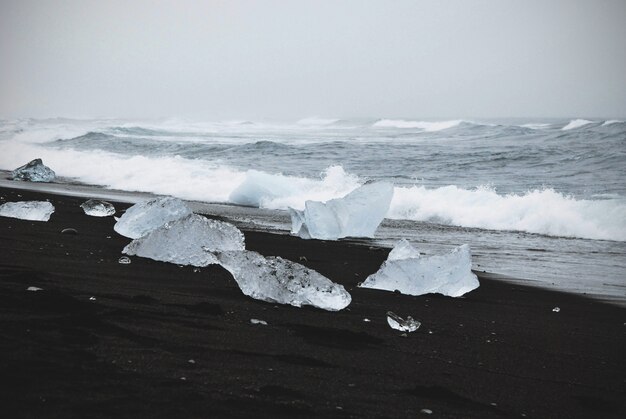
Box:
[1, 0, 625, 119]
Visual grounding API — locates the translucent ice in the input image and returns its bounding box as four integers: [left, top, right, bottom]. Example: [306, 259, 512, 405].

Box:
[216, 250, 351, 311]
[123, 214, 245, 267]
[0, 201, 55, 221]
[289, 182, 394, 240]
[80, 199, 115, 217]
[113, 196, 192, 239]
[360, 241, 479, 297]
[11, 158, 56, 182]
[386, 311, 421, 332]
[387, 239, 421, 261]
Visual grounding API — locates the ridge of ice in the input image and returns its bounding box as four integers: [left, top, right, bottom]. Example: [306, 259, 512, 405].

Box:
[289, 182, 393, 240]
[0, 201, 55, 221]
[123, 214, 245, 267]
[360, 241, 479, 297]
[11, 158, 56, 182]
[80, 199, 116, 217]
[113, 196, 192, 239]
[216, 250, 351, 311]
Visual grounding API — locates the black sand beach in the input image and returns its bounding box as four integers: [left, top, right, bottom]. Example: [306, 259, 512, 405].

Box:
[0, 186, 624, 418]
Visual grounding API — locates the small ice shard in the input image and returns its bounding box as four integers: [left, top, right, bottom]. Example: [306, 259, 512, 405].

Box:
[89, 296, 97, 301]
[552, 307, 560, 313]
[81, 199, 115, 217]
[0, 201, 55, 221]
[360, 241, 479, 297]
[188, 359, 196, 364]
[61, 228, 78, 235]
[289, 182, 394, 240]
[216, 250, 352, 311]
[113, 196, 192, 239]
[250, 318, 268, 325]
[386, 311, 421, 332]
[118, 256, 131, 264]
[11, 158, 56, 182]
[420, 408, 433, 415]
[123, 214, 245, 267]
[27, 286, 43, 292]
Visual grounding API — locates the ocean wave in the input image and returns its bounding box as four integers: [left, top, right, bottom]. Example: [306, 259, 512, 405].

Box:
[1, 136, 624, 241]
[372, 119, 463, 131]
[296, 117, 341, 126]
[390, 185, 626, 241]
[562, 119, 594, 130]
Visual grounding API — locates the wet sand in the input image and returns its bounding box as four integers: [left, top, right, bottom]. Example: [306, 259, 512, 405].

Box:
[0, 186, 624, 418]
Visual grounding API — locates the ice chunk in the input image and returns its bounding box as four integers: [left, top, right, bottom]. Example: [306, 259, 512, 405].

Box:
[0, 201, 55, 221]
[27, 286, 43, 292]
[289, 182, 393, 240]
[123, 214, 245, 267]
[360, 242, 479, 297]
[81, 199, 115, 217]
[387, 238, 421, 261]
[250, 318, 268, 325]
[113, 196, 192, 239]
[11, 158, 56, 182]
[216, 250, 351, 311]
[118, 256, 131, 264]
[386, 311, 421, 332]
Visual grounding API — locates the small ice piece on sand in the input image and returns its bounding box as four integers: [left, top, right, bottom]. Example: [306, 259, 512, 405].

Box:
[27, 286, 43, 292]
[118, 256, 131, 264]
[0, 201, 55, 221]
[387, 311, 421, 332]
[113, 196, 192, 239]
[289, 182, 394, 240]
[81, 199, 116, 217]
[123, 214, 245, 267]
[11, 158, 56, 182]
[360, 241, 479, 297]
[250, 318, 268, 325]
[216, 250, 352, 311]
[552, 307, 560, 312]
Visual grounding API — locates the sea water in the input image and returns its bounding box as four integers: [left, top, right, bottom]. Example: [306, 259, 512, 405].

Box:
[0, 117, 624, 303]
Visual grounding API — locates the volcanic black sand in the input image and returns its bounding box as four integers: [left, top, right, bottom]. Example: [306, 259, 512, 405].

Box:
[0, 186, 624, 418]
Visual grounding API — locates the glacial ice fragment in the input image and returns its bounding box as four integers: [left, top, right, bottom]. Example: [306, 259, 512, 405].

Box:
[81, 199, 115, 217]
[386, 311, 421, 332]
[216, 250, 352, 311]
[123, 214, 245, 267]
[113, 196, 192, 239]
[118, 256, 131, 264]
[27, 286, 43, 292]
[250, 318, 268, 325]
[10, 158, 56, 182]
[360, 241, 479, 297]
[289, 182, 394, 240]
[0, 201, 55, 221]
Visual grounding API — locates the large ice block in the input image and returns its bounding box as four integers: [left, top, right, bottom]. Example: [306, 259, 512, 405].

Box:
[80, 199, 115, 217]
[123, 214, 245, 267]
[360, 241, 479, 297]
[11, 158, 56, 182]
[216, 250, 351, 311]
[289, 182, 393, 240]
[113, 196, 192, 239]
[0, 201, 55, 221]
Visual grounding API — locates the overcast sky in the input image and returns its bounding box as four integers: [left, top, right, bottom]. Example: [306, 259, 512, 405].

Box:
[1, 0, 625, 119]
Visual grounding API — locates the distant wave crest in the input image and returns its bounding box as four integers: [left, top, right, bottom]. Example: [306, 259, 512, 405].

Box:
[373, 119, 463, 131]
[562, 119, 594, 130]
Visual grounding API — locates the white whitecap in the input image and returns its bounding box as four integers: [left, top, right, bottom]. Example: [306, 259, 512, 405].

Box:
[562, 119, 593, 130]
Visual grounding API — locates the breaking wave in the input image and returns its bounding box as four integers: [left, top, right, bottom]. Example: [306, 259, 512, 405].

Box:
[562, 119, 594, 130]
[373, 119, 463, 131]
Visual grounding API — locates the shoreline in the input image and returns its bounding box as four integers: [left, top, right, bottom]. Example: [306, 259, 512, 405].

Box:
[1, 173, 624, 307]
[1, 184, 625, 417]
